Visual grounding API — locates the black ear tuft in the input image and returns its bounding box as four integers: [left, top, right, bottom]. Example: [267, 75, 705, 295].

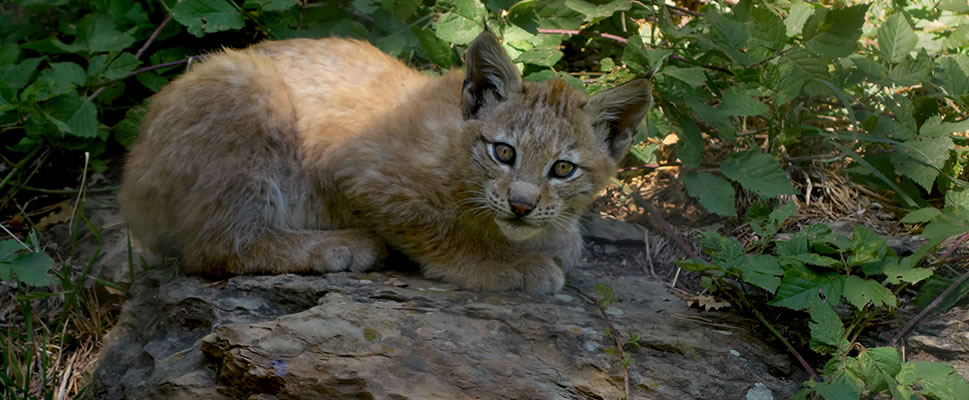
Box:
[461, 31, 522, 119]
[586, 79, 653, 161]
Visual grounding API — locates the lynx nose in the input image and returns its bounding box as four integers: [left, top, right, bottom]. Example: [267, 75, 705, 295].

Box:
[509, 198, 535, 217]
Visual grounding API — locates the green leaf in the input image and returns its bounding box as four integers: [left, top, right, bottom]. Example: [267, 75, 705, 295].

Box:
[1, 251, 56, 287]
[24, 62, 86, 101]
[804, 5, 868, 59]
[674, 114, 703, 169]
[843, 276, 896, 310]
[564, 0, 629, 20]
[785, 0, 813, 37]
[1, 57, 43, 93]
[621, 34, 651, 75]
[939, 0, 969, 12]
[782, 253, 841, 268]
[684, 172, 736, 217]
[103, 53, 142, 80]
[900, 207, 942, 224]
[889, 50, 933, 86]
[114, 103, 146, 149]
[174, 0, 246, 37]
[770, 270, 844, 310]
[255, 0, 300, 12]
[847, 225, 889, 266]
[719, 88, 768, 116]
[748, 7, 786, 51]
[135, 71, 169, 92]
[515, 47, 563, 67]
[455, 0, 487, 21]
[740, 255, 783, 293]
[808, 301, 848, 355]
[892, 135, 954, 192]
[75, 14, 137, 54]
[882, 258, 933, 285]
[661, 67, 707, 88]
[45, 92, 99, 138]
[858, 347, 901, 393]
[919, 115, 969, 138]
[531, 0, 586, 30]
[813, 381, 861, 400]
[877, 13, 917, 63]
[721, 150, 796, 198]
[414, 28, 453, 69]
[522, 70, 584, 90]
[435, 11, 484, 45]
[898, 361, 969, 399]
[0, 43, 19, 65]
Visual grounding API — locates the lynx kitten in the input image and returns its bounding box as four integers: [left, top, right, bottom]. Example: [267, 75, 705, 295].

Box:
[119, 31, 651, 293]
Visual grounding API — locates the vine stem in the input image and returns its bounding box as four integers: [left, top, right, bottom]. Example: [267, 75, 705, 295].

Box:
[0, 146, 43, 195]
[891, 267, 969, 346]
[725, 281, 822, 382]
[88, 7, 176, 101]
[567, 284, 633, 400]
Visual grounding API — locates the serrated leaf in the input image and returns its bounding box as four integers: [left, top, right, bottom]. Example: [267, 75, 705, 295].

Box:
[103, 53, 141, 80]
[435, 11, 483, 45]
[813, 381, 861, 400]
[858, 347, 901, 393]
[719, 88, 768, 116]
[847, 225, 889, 266]
[882, 259, 933, 285]
[889, 50, 933, 86]
[748, 7, 786, 51]
[2, 251, 56, 287]
[804, 5, 868, 59]
[946, 189, 969, 212]
[898, 361, 969, 399]
[114, 103, 146, 149]
[843, 276, 896, 310]
[740, 255, 782, 293]
[878, 13, 917, 63]
[174, 0, 245, 37]
[414, 28, 453, 69]
[621, 34, 651, 75]
[564, 0, 629, 20]
[684, 172, 736, 217]
[721, 150, 796, 198]
[515, 47, 563, 67]
[892, 135, 954, 192]
[785, 1, 813, 36]
[808, 301, 848, 354]
[782, 253, 841, 268]
[919, 115, 969, 138]
[455, 0, 487, 22]
[45, 92, 99, 138]
[532, 0, 585, 31]
[76, 14, 137, 54]
[661, 67, 706, 88]
[1, 57, 43, 92]
[939, 0, 969, 12]
[674, 114, 703, 169]
[901, 207, 942, 224]
[770, 271, 843, 310]
[135, 71, 169, 92]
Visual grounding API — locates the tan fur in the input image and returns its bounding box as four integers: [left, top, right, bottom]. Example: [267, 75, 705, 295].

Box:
[119, 32, 651, 293]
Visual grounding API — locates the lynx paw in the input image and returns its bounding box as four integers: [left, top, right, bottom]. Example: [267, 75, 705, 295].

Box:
[516, 254, 565, 294]
[313, 231, 385, 273]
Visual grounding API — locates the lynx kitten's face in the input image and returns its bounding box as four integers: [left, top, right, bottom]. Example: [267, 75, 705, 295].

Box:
[464, 82, 609, 241]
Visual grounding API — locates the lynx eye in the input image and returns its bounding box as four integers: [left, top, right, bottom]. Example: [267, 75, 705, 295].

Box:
[492, 142, 516, 164]
[550, 160, 576, 179]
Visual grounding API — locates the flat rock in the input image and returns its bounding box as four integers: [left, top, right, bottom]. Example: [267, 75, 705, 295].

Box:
[91, 250, 803, 399]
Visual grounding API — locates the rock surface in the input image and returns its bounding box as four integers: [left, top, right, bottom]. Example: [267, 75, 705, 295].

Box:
[90, 228, 805, 399]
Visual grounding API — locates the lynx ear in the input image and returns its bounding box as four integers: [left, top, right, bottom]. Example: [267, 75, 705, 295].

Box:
[586, 79, 653, 161]
[462, 31, 522, 119]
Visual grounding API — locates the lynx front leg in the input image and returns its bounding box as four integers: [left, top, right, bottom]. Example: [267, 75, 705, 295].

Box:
[183, 229, 386, 275]
[422, 252, 565, 293]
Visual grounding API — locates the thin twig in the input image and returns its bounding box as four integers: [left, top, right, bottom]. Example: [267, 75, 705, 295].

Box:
[567, 284, 633, 400]
[891, 268, 969, 345]
[0, 223, 31, 251]
[67, 152, 90, 238]
[938, 233, 969, 263]
[0, 145, 43, 195]
[536, 28, 628, 43]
